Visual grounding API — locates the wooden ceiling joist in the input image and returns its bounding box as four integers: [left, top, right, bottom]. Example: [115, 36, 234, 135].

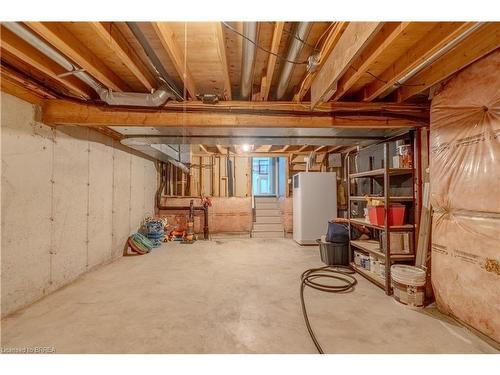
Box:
[215, 22, 232, 100]
[25, 22, 129, 92]
[294, 22, 348, 102]
[310, 22, 384, 109]
[216, 145, 228, 154]
[41, 99, 427, 128]
[331, 22, 414, 101]
[0, 27, 93, 100]
[152, 22, 197, 99]
[0, 64, 57, 105]
[88, 22, 156, 91]
[396, 23, 499, 102]
[199, 144, 210, 153]
[260, 21, 285, 101]
[362, 22, 481, 102]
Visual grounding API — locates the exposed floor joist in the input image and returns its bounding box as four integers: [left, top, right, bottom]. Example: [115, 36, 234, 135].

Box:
[310, 22, 383, 108]
[1, 26, 93, 99]
[214, 22, 232, 100]
[151, 22, 197, 99]
[260, 22, 284, 101]
[88, 22, 156, 92]
[25, 22, 129, 92]
[294, 22, 348, 102]
[362, 22, 480, 101]
[331, 22, 414, 101]
[396, 23, 499, 102]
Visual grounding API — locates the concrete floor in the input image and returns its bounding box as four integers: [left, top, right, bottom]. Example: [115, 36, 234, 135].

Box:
[1, 238, 497, 354]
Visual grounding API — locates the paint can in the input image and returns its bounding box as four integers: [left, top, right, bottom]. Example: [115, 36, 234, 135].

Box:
[391, 265, 426, 308]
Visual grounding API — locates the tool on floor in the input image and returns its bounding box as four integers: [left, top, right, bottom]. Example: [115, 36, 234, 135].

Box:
[300, 265, 357, 354]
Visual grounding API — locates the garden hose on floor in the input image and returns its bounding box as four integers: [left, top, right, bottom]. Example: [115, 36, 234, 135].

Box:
[300, 265, 357, 354]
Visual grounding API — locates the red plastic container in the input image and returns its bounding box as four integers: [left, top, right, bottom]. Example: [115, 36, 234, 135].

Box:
[368, 205, 406, 226]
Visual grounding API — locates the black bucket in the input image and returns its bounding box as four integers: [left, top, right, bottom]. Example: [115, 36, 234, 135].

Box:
[316, 239, 349, 266]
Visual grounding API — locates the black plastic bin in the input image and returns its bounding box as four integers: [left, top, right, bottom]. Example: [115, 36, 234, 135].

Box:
[316, 239, 349, 266]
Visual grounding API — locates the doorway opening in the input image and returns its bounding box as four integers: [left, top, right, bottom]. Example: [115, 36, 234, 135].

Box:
[251, 157, 287, 197]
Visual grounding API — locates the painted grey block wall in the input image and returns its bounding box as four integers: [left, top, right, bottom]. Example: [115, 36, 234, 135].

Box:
[1, 93, 157, 317]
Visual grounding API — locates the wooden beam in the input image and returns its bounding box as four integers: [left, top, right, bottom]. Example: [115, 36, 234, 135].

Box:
[215, 22, 232, 100]
[261, 21, 285, 101]
[88, 22, 156, 91]
[216, 145, 228, 154]
[1, 64, 58, 104]
[199, 144, 210, 153]
[41, 99, 427, 128]
[25, 22, 129, 92]
[331, 22, 414, 101]
[310, 22, 383, 109]
[294, 22, 348, 102]
[396, 23, 499, 102]
[363, 22, 480, 101]
[160, 100, 429, 120]
[314, 145, 328, 153]
[151, 22, 197, 99]
[1, 26, 92, 100]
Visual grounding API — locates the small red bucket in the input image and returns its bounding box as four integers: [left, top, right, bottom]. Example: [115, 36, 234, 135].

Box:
[368, 205, 406, 226]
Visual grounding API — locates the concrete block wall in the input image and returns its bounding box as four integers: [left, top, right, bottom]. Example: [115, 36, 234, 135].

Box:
[1, 93, 157, 317]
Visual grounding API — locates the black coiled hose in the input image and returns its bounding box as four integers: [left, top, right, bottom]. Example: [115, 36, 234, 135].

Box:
[300, 265, 357, 354]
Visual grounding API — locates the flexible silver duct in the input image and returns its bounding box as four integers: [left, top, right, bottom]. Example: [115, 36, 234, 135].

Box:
[240, 22, 258, 100]
[275, 22, 311, 100]
[3, 22, 176, 107]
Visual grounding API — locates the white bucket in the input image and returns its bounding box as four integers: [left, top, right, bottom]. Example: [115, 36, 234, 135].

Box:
[391, 265, 426, 308]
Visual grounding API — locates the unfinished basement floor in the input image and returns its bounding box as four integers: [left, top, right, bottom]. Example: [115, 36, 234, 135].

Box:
[1, 238, 497, 354]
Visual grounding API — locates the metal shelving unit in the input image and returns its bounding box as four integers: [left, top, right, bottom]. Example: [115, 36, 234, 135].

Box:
[347, 132, 417, 295]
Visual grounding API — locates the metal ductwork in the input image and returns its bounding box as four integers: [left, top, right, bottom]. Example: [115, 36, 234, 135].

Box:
[121, 138, 190, 173]
[126, 22, 183, 101]
[240, 22, 258, 100]
[3, 22, 176, 107]
[275, 22, 311, 100]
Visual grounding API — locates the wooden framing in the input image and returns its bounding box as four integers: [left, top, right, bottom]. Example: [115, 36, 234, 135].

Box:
[396, 23, 499, 102]
[151, 22, 197, 99]
[362, 22, 480, 101]
[215, 22, 232, 100]
[331, 22, 414, 101]
[41, 99, 426, 128]
[25, 22, 129, 92]
[310, 22, 383, 108]
[260, 21, 284, 101]
[294, 22, 348, 102]
[1, 26, 93, 99]
[88, 22, 156, 91]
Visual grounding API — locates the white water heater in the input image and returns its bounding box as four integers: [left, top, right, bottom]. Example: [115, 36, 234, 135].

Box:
[293, 172, 337, 245]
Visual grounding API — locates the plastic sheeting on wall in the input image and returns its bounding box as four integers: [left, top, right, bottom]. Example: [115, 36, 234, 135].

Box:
[430, 50, 500, 342]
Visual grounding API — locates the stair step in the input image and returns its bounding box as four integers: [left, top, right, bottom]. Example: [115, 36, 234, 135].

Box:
[255, 216, 282, 224]
[253, 223, 283, 231]
[255, 202, 279, 209]
[254, 196, 278, 203]
[255, 209, 280, 217]
[252, 230, 285, 238]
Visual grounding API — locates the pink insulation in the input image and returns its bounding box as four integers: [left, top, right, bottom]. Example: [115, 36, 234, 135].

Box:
[430, 50, 500, 342]
[159, 196, 252, 234]
[279, 197, 293, 233]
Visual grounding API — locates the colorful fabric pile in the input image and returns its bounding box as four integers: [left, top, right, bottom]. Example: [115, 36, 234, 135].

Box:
[142, 217, 167, 247]
[127, 233, 155, 255]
